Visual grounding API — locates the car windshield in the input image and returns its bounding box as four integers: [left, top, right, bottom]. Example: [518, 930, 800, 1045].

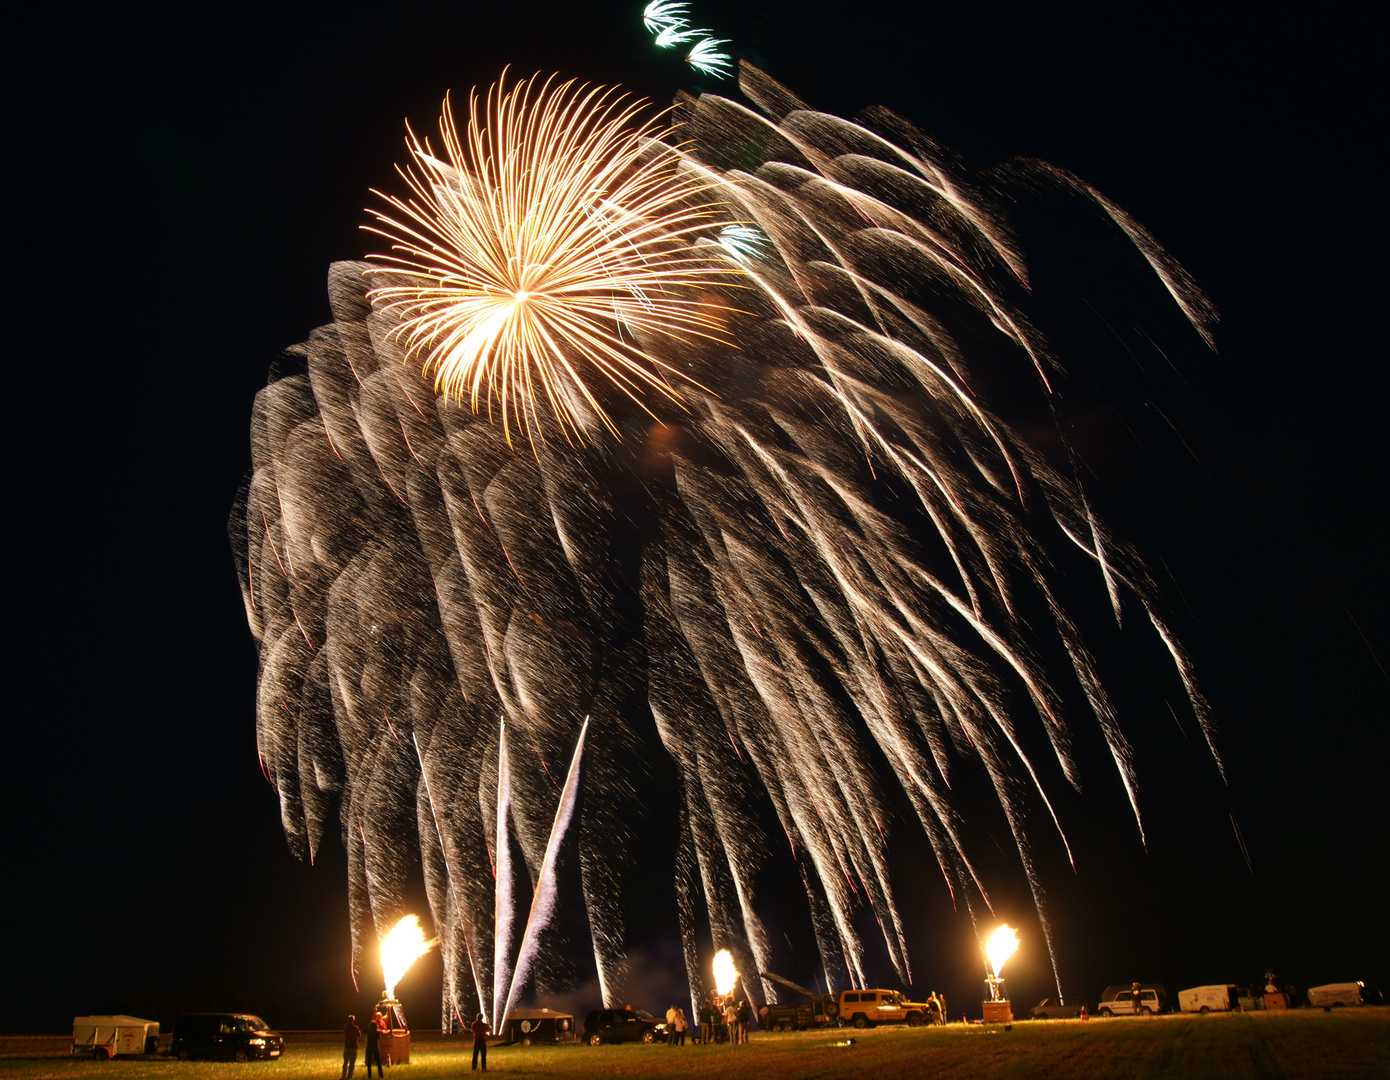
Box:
[238, 1017, 268, 1032]
[632, 1010, 653, 1019]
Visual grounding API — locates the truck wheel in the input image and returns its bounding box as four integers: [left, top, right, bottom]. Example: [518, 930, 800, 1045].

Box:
[852, 1015, 869, 1029]
[1199, 1006, 1211, 1014]
[234, 1050, 249, 1063]
[641, 1031, 656, 1044]
[1099, 1008, 1113, 1018]
[92, 1048, 110, 1061]
[178, 1049, 192, 1061]
[588, 1034, 602, 1046]
[1140, 1007, 1153, 1016]
[825, 1003, 838, 1018]
[906, 1013, 923, 1027]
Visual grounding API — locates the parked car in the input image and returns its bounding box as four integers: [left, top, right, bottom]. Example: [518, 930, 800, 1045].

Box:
[1030, 998, 1085, 1019]
[836, 989, 931, 1028]
[581, 1008, 667, 1045]
[1098, 988, 1164, 1017]
[171, 1014, 284, 1061]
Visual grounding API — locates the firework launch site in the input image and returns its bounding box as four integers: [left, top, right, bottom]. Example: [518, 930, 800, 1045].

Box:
[3, 1011, 1387, 1080]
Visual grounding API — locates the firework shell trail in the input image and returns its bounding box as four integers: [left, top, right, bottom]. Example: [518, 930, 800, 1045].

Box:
[231, 63, 1222, 1020]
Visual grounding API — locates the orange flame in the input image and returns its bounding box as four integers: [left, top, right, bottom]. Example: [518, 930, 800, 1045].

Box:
[380, 915, 438, 998]
[713, 948, 739, 996]
[985, 925, 1019, 977]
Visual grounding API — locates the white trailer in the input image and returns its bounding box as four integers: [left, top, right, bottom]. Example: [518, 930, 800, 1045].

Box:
[1307, 983, 1364, 1008]
[72, 1016, 159, 1059]
[1178, 985, 1237, 1013]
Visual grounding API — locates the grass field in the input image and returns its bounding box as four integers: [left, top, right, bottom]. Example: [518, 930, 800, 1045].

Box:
[5, 1011, 1387, 1080]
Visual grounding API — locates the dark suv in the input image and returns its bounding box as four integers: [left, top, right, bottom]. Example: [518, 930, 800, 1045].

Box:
[581, 1008, 667, 1045]
[172, 1014, 284, 1061]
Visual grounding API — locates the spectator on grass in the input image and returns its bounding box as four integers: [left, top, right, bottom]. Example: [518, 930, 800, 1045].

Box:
[363, 1018, 383, 1078]
[342, 1016, 360, 1080]
[736, 1000, 750, 1044]
[470, 1013, 490, 1072]
[674, 1008, 687, 1046]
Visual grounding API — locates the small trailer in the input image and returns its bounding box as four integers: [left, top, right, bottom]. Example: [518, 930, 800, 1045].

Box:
[1178, 985, 1238, 1013]
[1307, 982, 1364, 1008]
[758, 971, 839, 1031]
[72, 1016, 159, 1059]
[501, 1008, 575, 1045]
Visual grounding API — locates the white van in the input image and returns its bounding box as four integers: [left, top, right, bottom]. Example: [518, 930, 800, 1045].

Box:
[1178, 985, 1237, 1013]
[1307, 983, 1364, 1008]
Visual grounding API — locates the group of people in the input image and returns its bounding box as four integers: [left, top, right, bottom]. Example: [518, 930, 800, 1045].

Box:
[695, 993, 751, 1044]
[340, 1010, 390, 1080]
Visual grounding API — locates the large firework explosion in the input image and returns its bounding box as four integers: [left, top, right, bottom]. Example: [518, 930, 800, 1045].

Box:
[231, 64, 1220, 1025]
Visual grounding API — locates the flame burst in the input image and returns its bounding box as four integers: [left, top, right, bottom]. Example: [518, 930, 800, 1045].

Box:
[986, 925, 1020, 977]
[380, 914, 438, 998]
[712, 948, 739, 996]
[365, 73, 742, 445]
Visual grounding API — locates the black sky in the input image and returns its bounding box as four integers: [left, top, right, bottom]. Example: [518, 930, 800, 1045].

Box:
[7, 0, 1385, 1033]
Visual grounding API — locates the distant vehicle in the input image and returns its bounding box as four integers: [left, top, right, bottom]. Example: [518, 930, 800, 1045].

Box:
[501, 1008, 574, 1045]
[759, 972, 839, 1031]
[72, 1016, 159, 1059]
[581, 1008, 666, 1045]
[171, 1014, 284, 1061]
[1179, 985, 1239, 1014]
[1030, 998, 1085, 1019]
[837, 989, 931, 1028]
[1097, 988, 1164, 1017]
[1307, 983, 1365, 1008]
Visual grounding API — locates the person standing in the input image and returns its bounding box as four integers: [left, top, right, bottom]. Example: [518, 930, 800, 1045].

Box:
[363, 1017, 383, 1078]
[666, 1005, 678, 1046]
[470, 1013, 489, 1072]
[674, 1008, 687, 1047]
[736, 1000, 750, 1044]
[700, 998, 714, 1045]
[341, 1016, 361, 1080]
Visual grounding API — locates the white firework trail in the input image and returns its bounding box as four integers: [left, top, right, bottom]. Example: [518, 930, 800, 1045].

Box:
[232, 64, 1225, 1024]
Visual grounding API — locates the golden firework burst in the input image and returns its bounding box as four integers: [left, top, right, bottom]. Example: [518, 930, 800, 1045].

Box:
[365, 73, 743, 444]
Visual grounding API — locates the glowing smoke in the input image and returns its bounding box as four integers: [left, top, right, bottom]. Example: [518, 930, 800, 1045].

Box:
[232, 63, 1221, 1022]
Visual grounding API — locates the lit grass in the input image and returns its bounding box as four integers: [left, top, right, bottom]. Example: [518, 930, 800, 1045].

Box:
[4, 1011, 1387, 1080]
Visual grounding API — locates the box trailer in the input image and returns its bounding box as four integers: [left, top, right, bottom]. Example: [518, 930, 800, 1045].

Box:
[1307, 982, 1364, 1008]
[1178, 985, 1238, 1013]
[72, 1016, 159, 1059]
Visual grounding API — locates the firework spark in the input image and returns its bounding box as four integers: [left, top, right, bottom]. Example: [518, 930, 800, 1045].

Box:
[365, 73, 742, 444]
[685, 37, 733, 78]
[643, 0, 689, 35]
[654, 23, 699, 48]
[233, 63, 1221, 1024]
[716, 223, 769, 263]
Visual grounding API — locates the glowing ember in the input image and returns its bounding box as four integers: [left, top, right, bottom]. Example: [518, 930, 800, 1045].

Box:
[380, 914, 438, 998]
[986, 925, 1020, 977]
[712, 949, 738, 996]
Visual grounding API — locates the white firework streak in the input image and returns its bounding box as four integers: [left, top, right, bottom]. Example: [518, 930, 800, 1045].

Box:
[686, 37, 733, 77]
[643, 0, 690, 34]
[233, 64, 1226, 1022]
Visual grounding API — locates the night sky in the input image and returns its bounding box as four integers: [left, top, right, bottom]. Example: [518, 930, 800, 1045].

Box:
[9, 0, 1385, 1034]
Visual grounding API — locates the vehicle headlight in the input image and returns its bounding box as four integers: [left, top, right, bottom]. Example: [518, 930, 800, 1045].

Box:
[249, 1038, 266, 1045]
